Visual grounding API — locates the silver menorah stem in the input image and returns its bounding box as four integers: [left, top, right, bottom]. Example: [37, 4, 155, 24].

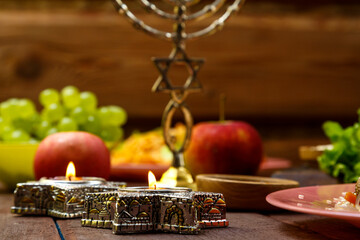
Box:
[112, 0, 244, 188]
[159, 4, 196, 187]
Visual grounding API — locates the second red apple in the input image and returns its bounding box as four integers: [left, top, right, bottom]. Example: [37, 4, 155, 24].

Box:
[184, 121, 263, 176]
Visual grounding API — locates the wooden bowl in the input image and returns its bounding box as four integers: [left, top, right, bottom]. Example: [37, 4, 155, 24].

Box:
[196, 174, 299, 211]
[299, 144, 333, 161]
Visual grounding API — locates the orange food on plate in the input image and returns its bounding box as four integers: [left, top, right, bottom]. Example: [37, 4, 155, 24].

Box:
[111, 129, 173, 166]
[345, 191, 357, 205]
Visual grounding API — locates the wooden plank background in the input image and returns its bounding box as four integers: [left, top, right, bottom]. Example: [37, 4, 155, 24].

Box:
[0, 0, 359, 161]
[0, 0, 359, 119]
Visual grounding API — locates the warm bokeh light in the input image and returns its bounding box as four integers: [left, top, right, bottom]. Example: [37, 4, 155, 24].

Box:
[148, 171, 157, 189]
[66, 161, 76, 180]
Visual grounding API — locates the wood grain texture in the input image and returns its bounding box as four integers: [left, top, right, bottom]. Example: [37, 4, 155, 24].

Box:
[57, 212, 329, 240]
[0, 6, 359, 121]
[0, 195, 60, 240]
[0, 214, 61, 240]
[268, 212, 360, 240]
[0, 194, 13, 213]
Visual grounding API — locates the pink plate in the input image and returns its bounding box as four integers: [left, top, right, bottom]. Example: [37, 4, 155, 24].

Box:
[266, 184, 360, 227]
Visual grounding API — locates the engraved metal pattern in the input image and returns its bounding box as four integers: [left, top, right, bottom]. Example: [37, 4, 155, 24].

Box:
[81, 188, 228, 234]
[11, 181, 126, 218]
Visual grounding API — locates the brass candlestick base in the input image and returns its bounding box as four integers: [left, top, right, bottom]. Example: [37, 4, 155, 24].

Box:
[160, 166, 196, 190]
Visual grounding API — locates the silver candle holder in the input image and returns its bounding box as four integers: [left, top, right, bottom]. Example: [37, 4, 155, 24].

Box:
[111, 0, 245, 188]
[81, 187, 228, 234]
[11, 178, 126, 218]
[12, 180, 228, 234]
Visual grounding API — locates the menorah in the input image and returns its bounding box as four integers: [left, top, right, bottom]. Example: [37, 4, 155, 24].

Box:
[112, 0, 245, 188]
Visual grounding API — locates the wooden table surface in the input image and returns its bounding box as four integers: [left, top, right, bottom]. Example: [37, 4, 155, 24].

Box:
[2, 189, 360, 240]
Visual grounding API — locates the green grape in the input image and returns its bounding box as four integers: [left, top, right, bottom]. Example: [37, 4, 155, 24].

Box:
[0, 117, 5, 135]
[28, 113, 41, 134]
[70, 106, 88, 125]
[98, 106, 127, 127]
[100, 126, 123, 142]
[17, 113, 41, 136]
[46, 127, 58, 136]
[36, 120, 52, 139]
[29, 138, 39, 144]
[1, 99, 20, 121]
[3, 129, 31, 143]
[0, 117, 13, 137]
[108, 105, 127, 126]
[97, 107, 112, 126]
[39, 88, 60, 107]
[12, 118, 33, 133]
[0, 102, 11, 120]
[61, 86, 80, 109]
[7, 98, 21, 110]
[41, 103, 64, 123]
[80, 91, 97, 112]
[2, 125, 14, 136]
[57, 117, 78, 132]
[82, 115, 101, 135]
[18, 99, 36, 119]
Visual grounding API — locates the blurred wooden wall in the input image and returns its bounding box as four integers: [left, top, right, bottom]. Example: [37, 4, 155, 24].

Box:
[0, 0, 359, 144]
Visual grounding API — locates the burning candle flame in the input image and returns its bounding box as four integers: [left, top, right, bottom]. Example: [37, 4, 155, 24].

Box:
[66, 161, 76, 180]
[148, 171, 157, 190]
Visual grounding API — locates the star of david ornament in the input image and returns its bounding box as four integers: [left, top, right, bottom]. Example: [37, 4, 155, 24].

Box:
[152, 46, 204, 94]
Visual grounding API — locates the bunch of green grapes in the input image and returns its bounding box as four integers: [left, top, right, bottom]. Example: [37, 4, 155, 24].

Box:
[0, 86, 127, 143]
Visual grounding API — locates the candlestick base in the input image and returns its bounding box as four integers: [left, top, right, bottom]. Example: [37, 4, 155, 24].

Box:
[82, 188, 229, 234]
[11, 180, 126, 218]
[160, 166, 196, 190]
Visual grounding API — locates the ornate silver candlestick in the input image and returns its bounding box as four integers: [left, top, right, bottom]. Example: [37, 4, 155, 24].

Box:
[112, 0, 245, 188]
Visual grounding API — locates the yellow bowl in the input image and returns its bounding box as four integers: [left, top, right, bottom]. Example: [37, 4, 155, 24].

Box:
[0, 143, 39, 190]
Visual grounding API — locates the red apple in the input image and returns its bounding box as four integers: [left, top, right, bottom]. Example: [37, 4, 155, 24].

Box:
[34, 132, 110, 180]
[184, 121, 263, 176]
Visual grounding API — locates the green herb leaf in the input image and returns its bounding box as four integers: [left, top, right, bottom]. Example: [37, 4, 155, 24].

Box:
[318, 113, 360, 183]
[322, 121, 343, 142]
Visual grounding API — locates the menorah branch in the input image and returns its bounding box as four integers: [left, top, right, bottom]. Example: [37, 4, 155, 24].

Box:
[185, 0, 226, 21]
[113, 0, 174, 41]
[187, 0, 244, 40]
[140, 0, 226, 21]
[140, 0, 178, 20]
[113, 0, 244, 41]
